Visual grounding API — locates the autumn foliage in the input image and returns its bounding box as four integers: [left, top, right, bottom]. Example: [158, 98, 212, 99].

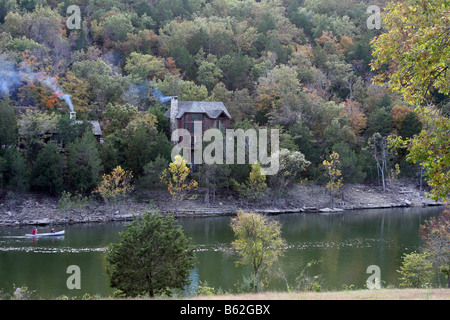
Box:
[323, 152, 343, 201]
[95, 166, 134, 204]
[160, 155, 198, 214]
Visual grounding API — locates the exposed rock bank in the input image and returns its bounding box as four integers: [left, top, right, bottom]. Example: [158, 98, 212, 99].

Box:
[0, 181, 444, 227]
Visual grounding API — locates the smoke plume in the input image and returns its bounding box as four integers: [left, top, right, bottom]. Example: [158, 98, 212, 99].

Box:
[0, 56, 22, 97]
[151, 88, 175, 104]
[0, 54, 74, 112]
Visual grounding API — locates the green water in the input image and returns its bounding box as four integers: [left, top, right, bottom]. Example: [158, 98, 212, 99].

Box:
[0, 206, 443, 298]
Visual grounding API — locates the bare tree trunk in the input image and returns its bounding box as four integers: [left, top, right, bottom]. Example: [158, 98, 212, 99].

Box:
[419, 164, 424, 192]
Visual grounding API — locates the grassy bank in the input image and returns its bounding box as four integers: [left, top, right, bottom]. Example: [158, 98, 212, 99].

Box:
[191, 288, 450, 300]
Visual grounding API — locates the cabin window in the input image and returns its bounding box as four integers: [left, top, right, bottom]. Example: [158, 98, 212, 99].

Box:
[184, 113, 203, 133]
[214, 119, 223, 130]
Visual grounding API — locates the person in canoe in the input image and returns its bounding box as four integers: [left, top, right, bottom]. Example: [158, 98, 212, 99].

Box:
[31, 228, 37, 235]
[50, 228, 55, 233]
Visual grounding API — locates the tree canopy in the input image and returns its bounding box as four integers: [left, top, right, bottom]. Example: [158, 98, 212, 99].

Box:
[0, 0, 443, 201]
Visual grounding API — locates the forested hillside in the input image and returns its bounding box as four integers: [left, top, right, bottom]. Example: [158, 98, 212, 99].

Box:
[0, 0, 426, 199]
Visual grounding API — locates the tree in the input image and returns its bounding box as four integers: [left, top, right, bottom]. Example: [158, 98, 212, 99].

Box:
[323, 152, 343, 202]
[31, 141, 64, 195]
[341, 98, 366, 136]
[124, 52, 167, 81]
[160, 155, 198, 215]
[196, 163, 231, 204]
[94, 166, 134, 205]
[232, 161, 267, 203]
[125, 124, 155, 177]
[255, 64, 302, 125]
[419, 211, 450, 288]
[398, 112, 422, 139]
[18, 109, 59, 165]
[0, 97, 17, 151]
[269, 148, 310, 200]
[397, 251, 434, 288]
[102, 104, 159, 176]
[391, 104, 413, 133]
[66, 130, 103, 193]
[407, 113, 450, 202]
[366, 107, 393, 138]
[368, 133, 391, 191]
[140, 155, 169, 190]
[2, 148, 29, 192]
[106, 210, 195, 298]
[98, 12, 135, 43]
[230, 210, 286, 292]
[56, 115, 87, 148]
[371, 0, 450, 202]
[195, 51, 223, 92]
[331, 142, 366, 184]
[371, 0, 450, 106]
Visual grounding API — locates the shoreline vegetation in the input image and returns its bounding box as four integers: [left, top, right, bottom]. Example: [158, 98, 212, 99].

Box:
[0, 179, 444, 227]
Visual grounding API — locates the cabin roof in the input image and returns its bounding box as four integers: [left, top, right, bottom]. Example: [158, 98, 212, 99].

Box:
[76, 120, 102, 136]
[18, 120, 102, 136]
[166, 101, 231, 119]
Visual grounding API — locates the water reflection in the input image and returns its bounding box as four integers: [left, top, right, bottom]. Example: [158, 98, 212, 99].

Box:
[0, 206, 443, 298]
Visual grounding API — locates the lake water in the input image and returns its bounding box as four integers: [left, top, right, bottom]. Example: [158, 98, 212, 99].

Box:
[0, 206, 443, 298]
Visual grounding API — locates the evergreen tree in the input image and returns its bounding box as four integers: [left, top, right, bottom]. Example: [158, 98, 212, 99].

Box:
[2, 148, 29, 192]
[106, 210, 195, 298]
[0, 97, 17, 152]
[67, 130, 103, 193]
[32, 141, 64, 195]
[398, 112, 422, 139]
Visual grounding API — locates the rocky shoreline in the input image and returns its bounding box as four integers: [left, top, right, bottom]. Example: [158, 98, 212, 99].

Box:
[0, 182, 445, 227]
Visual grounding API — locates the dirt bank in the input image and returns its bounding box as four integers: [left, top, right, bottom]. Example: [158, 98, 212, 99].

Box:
[0, 180, 444, 226]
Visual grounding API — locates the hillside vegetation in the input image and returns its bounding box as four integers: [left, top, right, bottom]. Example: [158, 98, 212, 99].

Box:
[0, 0, 435, 202]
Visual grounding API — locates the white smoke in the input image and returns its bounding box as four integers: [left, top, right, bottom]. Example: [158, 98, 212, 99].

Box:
[0, 55, 22, 97]
[0, 54, 74, 112]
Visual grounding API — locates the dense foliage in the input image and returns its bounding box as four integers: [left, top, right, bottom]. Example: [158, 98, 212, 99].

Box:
[230, 210, 286, 292]
[370, 0, 449, 202]
[106, 210, 195, 297]
[0, 0, 433, 199]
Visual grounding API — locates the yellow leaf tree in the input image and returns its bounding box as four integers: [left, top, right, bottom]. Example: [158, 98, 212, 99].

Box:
[323, 152, 343, 203]
[94, 166, 134, 205]
[160, 155, 198, 215]
[371, 0, 450, 203]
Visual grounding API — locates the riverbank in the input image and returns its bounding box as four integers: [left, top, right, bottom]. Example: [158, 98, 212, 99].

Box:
[0, 180, 444, 226]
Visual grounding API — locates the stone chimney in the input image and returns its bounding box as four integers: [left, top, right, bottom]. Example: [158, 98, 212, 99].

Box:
[170, 96, 178, 136]
[170, 96, 179, 143]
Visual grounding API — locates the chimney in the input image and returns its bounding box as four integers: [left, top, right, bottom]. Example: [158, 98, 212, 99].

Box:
[69, 111, 76, 120]
[170, 97, 178, 137]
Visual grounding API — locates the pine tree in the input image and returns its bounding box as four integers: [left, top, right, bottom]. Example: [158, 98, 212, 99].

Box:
[67, 130, 103, 193]
[106, 210, 195, 298]
[32, 141, 64, 195]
